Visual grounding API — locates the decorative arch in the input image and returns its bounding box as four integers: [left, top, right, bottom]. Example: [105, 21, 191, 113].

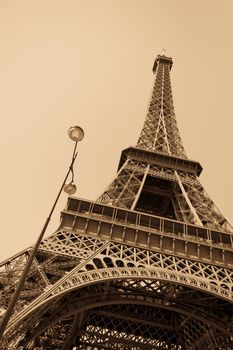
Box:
[6, 265, 233, 346]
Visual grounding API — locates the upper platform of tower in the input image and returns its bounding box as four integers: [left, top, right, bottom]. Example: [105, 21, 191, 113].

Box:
[153, 54, 173, 73]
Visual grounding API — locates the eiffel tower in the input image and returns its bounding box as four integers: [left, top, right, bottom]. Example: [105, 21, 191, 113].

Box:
[1, 53, 233, 350]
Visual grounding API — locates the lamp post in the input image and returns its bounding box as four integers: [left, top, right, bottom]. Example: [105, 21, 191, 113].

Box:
[0, 126, 84, 340]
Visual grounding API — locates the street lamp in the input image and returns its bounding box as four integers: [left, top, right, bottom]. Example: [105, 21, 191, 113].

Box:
[0, 126, 84, 340]
[63, 126, 84, 195]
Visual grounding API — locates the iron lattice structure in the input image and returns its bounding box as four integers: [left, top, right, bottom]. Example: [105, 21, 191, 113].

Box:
[1, 54, 233, 349]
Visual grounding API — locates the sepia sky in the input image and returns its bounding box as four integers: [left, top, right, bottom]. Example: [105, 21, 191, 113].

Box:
[0, 0, 232, 261]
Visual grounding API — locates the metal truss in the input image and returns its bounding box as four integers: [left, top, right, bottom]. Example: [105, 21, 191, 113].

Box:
[1, 54, 233, 349]
[1, 216, 233, 348]
[137, 55, 186, 158]
[98, 159, 233, 232]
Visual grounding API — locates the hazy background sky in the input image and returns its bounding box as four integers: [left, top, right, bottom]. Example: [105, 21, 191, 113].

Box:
[0, 0, 232, 261]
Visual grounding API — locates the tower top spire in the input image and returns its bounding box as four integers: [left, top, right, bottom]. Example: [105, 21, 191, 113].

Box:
[153, 53, 173, 73]
[138, 53, 184, 157]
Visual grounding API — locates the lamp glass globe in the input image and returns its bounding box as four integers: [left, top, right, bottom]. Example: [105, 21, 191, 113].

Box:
[68, 126, 84, 142]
